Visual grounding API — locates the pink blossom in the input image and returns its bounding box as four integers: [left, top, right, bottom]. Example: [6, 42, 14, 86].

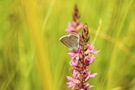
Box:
[67, 76, 76, 87]
[87, 44, 100, 54]
[85, 55, 95, 64]
[73, 70, 79, 77]
[68, 52, 79, 60]
[80, 84, 94, 90]
[67, 76, 80, 87]
[68, 50, 80, 66]
[85, 71, 97, 81]
[66, 22, 83, 32]
[87, 44, 94, 52]
[87, 72, 97, 78]
[88, 85, 94, 89]
[69, 57, 79, 66]
[85, 84, 94, 90]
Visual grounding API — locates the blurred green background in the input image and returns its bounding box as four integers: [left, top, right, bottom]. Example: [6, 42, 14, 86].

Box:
[0, 0, 135, 90]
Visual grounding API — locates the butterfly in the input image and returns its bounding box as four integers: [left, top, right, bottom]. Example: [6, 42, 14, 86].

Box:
[59, 33, 80, 51]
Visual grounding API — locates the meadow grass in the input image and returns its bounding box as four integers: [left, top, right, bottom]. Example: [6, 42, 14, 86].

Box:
[0, 0, 135, 90]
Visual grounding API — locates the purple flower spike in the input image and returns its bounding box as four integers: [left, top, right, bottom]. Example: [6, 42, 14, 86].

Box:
[61, 4, 100, 90]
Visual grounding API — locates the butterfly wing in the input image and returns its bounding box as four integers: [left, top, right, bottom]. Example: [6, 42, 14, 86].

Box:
[68, 33, 79, 50]
[60, 33, 79, 50]
[59, 35, 71, 48]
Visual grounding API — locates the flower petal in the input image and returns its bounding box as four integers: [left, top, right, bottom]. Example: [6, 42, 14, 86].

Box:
[67, 76, 73, 81]
[90, 73, 97, 78]
[67, 81, 75, 87]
